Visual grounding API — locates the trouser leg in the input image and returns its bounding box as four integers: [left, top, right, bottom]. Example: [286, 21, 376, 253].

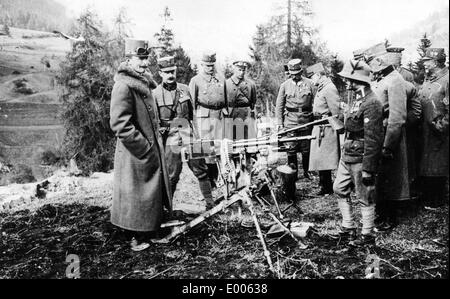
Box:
[165, 137, 183, 196]
[302, 152, 310, 178]
[333, 160, 356, 229]
[189, 158, 214, 207]
[352, 163, 376, 235]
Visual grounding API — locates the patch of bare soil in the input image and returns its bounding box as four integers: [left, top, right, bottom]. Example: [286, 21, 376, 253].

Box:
[0, 175, 447, 279]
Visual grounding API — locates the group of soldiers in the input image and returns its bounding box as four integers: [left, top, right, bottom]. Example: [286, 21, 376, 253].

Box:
[108, 38, 448, 250]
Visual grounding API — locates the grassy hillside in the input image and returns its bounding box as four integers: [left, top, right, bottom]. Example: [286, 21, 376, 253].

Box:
[0, 27, 71, 182]
[0, 0, 73, 32]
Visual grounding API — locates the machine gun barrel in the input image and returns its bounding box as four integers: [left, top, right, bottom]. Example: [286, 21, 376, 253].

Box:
[275, 115, 340, 137]
[232, 135, 316, 149]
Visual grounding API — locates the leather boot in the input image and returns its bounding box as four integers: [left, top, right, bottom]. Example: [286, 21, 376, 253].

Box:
[207, 164, 218, 189]
[287, 153, 298, 179]
[318, 171, 333, 195]
[199, 178, 214, 209]
[302, 152, 311, 179]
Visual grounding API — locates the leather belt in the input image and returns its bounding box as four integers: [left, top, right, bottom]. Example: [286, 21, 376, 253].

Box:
[286, 107, 312, 113]
[197, 101, 224, 110]
[160, 119, 172, 127]
[347, 132, 364, 140]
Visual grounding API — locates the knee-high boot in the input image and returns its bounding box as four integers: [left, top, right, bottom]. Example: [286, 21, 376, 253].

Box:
[287, 152, 298, 178]
[319, 171, 333, 194]
[198, 178, 214, 209]
[207, 164, 219, 188]
[302, 152, 310, 179]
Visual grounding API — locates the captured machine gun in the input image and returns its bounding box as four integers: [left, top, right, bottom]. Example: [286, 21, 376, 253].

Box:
[153, 115, 343, 272]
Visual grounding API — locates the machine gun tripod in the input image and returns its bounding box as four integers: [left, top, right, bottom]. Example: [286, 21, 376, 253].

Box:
[152, 116, 343, 272]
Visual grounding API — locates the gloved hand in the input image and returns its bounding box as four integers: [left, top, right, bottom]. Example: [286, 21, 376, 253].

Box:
[250, 110, 256, 118]
[362, 171, 375, 186]
[381, 148, 394, 160]
[277, 124, 284, 132]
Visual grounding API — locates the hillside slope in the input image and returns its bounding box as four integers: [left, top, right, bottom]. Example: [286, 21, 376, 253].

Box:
[0, 27, 71, 182]
[389, 6, 449, 65]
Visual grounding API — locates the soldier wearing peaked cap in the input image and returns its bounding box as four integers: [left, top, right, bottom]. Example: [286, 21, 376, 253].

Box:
[369, 48, 413, 231]
[417, 47, 449, 208]
[276, 58, 315, 180]
[306, 62, 343, 195]
[384, 46, 422, 200]
[109, 39, 171, 251]
[333, 59, 384, 246]
[225, 60, 257, 140]
[154, 56, 214, 210]
[353, 42, 387, 63]
[386, 47, 415, 83]
[189, 51, 228, 187]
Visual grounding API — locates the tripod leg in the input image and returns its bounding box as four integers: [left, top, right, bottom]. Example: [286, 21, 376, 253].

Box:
[242, 192, 275, 273]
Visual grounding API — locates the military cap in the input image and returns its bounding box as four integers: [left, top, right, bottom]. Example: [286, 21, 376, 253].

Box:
[386, 47, 405, 53]
[363, 42, 388, 62]
[306, 62, 325, 78]
[288, 59, 303, 75]
[353, 48, 366, 61]
[338, 59, 372, 84]
[385, 46, 405, 66]
[233, 60, 250, 68]
[422, 48, 446, 62]
[125, 38, 150, 58]
[158, 56, 177, 72]
[201, 51, 217, 65]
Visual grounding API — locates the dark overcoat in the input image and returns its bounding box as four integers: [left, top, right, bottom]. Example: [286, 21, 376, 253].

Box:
[372, 69, 410, 201]
[110, 62, 172, 232]
[418, 67, 449, 177]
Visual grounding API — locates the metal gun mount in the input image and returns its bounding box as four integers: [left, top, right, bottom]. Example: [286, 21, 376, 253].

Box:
[153, 116, 344, 272]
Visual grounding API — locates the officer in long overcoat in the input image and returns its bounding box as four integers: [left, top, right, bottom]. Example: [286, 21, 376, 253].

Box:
[417, 48, 449, 208]
[307, 62, 342, 195]
[385, 46, 422, 200]
[109, 39, 172, 249]
[369, 49, 411, 230]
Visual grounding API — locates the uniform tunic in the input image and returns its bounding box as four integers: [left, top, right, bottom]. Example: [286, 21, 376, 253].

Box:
[276, 77, 315, 153]
[225, 76, 257, 140]
[153, 82, 209, 192]
[189, 72, 227, 141]
[333, 89, 384, 204]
